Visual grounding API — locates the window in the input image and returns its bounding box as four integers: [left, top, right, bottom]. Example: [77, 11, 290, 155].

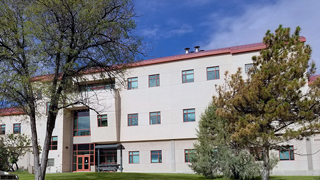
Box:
[50, 136, 58, 150]
[128, 77, 138, 90]
[150, 112, 161, 125]
[129, 151, 139, 164]
[249, 147, 263, 161]
[73, 110, 90, 136]
[185, 149, 196, 163]
[279, 146, 294, 161]
[37, 91, 42, 100]
[0, 124, 5, 135]
[128, 114, 138, 126]
[149, 74, 160, 87]
[182, 70, 194, 83]
[47, 158, 54, 167]
[13, 123, 21, 134]
[80, 80, 115, 92]
[207, 66, 219, 80]
[46, 102, 50, 115]
[97, 114, 108, 127]
[151, 150, 162, 163]
[183, 109, 195, 122]
[245, 63, 253, 73]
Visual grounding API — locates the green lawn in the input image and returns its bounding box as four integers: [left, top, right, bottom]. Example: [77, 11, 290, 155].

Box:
[12, 171, 318, 180]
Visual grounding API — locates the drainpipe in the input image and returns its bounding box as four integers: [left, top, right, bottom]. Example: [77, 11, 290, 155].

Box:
[97, 149, 100, 172]
[120, 146, 123, 172]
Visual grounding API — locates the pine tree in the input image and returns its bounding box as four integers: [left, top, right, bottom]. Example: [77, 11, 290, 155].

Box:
[190, 103, 261, 179]
[215, 25, 320, 180]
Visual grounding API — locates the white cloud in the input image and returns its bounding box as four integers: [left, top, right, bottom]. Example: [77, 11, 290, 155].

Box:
[203, 0, 320, 73]
[141, 23, 193, 39]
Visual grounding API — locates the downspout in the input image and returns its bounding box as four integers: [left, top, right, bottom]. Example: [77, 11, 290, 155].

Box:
[97, 149, 100, 172]
[120, 146, 123, 172]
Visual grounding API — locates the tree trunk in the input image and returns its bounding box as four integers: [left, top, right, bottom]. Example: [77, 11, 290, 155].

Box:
[29, 112, 42, 180]
[262, 148, 270, 180]
[39, 126, 53, 180]
[8, 163, 14, 172]
[15, 162, 19, 170]
[39, 110, 58, 180]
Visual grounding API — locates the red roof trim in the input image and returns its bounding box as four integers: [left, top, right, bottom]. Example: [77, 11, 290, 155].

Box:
[0, 107, 25, 116]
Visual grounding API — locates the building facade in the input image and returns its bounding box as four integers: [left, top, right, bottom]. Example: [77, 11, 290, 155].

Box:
[1, 38, 320, 176]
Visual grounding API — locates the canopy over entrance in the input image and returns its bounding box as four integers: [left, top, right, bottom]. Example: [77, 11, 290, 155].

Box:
[95, 143, 125, 172]
[95, 144, 125, 150]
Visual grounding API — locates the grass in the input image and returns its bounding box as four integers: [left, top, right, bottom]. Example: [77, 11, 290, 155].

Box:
[11, 171, 319, 180]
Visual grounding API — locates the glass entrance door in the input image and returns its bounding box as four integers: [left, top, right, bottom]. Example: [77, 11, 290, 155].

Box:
[77, 155, 90, 171]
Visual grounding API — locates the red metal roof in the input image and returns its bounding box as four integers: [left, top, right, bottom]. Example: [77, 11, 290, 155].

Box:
[30, 36, 307, 82]
[134, 36, 306, 67]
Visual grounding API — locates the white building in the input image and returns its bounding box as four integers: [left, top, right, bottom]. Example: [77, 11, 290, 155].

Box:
[0, 37, 319, 176]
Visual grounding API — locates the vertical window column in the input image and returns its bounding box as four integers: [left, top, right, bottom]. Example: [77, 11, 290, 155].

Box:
[74, 110, 90, 136]
[50, 136, 58, 150]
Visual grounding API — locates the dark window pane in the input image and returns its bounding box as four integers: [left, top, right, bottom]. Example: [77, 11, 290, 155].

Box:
[78, 117, 90, 129]
[78, 144, 89, 151]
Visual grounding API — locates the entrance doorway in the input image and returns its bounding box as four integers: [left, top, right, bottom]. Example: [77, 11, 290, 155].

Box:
[72, 144, 95, 172]
[77, 155, 90, 171]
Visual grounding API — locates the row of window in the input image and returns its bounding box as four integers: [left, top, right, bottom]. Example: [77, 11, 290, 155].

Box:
[72, 108, 196, 137]
[130, 146, 294, 165]
[127, 67, 220, 90]
[127, 63, 254, 90]
[96, 108, 196, 128]
[0, 123, 21, 135]
[0, 123, 57, 150]
[129, 149, 195, 164]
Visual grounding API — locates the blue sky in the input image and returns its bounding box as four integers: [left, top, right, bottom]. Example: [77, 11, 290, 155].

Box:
[132, 0, 320, 74]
